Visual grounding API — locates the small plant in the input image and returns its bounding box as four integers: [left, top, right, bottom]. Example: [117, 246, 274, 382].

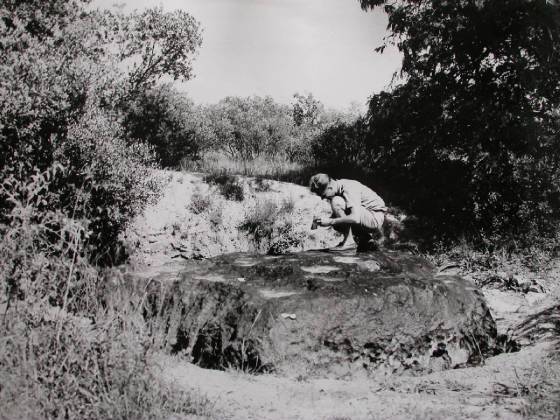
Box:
[268, 222, 305, 255]
[254, 177, 273, 192]
[207, 204, 223, 226]
[220, 180, 245, 201]
[189, 190, 212, 214]
[170, 221, 182, 236]
[239, 198, 279, 246]
[280, 194, 296, 214]
[204, 171, 244, 201]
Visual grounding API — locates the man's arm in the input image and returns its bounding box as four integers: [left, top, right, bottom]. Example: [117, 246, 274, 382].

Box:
[318, 208, 360, 227]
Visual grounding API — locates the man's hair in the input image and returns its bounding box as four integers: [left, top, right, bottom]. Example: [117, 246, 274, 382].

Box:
[309, 173, 331, 195]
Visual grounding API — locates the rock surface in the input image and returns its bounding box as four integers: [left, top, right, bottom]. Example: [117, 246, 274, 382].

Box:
[141, 249, 497, 379]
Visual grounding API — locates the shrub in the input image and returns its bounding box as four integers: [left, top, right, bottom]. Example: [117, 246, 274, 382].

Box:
[53, 107, 163, 263]
[268, 222, 305, 255]
[0, 304, 213, 420]
[0, 169, 213, 419]
[0, 2, 208, 416]
[207, 204, 223, 226]
[280, 195, 296, 214]
[351, 0, 560, 247]
[239, 198, 302, 253]
[122, 84, 202, 168]
[239, 198, 279, 246]
[189, 190, 212, 215]
[254, 177, 273, 192]
[204, 171, 245, 201]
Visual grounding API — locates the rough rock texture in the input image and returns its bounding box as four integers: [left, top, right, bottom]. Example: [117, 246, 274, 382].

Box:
[141, 250, 497, 379]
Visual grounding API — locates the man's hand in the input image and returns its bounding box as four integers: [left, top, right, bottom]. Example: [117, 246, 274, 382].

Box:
[317, 217, 333, 227]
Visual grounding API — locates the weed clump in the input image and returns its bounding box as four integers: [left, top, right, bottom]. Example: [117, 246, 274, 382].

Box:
[204, 171, 244, 201]
[0, 166, 213, 419]
[190, 190, 212, 214]
[239, 198, 303, 253]
[239, 198, 278, 245]
[268, 222, 305, 255]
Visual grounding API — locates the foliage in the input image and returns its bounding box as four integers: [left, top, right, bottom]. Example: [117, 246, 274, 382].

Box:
[189, 190, 213, 215]
[292, 92, 325, 127]
[0, 1, 206, 416]
[0, 0, 202, 260]
[1, 166, 96, 314]
[122, 84, 202, 167]
[311, 117, 372, 181]
[268, 221, 306, 255]
[239, 198, 280, 246]
[187, 150, 313, 185]
[0, 170, 212, 419]
[204, 171, 245, 201]
[352, 0, 560, 244]
[239, 197, 303, 253]
[203, 96, 294, 160]
[190, 94, 362, 167]
[102, 6, 202, 95]
[0, 305, 213, 420]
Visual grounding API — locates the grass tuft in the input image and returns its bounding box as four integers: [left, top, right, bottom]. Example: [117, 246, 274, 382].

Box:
[204, 171, 245, 201]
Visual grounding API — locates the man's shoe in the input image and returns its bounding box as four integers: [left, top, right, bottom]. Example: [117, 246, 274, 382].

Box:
[329, 242, 357, 252]
[357, 239, 379, 252]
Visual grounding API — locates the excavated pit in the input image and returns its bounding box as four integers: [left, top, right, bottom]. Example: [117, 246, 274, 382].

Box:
[140, 250, 498, 379]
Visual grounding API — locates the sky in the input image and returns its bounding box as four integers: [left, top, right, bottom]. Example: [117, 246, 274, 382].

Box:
[93, 0, 402, 109]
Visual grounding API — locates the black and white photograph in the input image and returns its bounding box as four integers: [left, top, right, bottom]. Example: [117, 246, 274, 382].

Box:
[1, 0, 560, 418]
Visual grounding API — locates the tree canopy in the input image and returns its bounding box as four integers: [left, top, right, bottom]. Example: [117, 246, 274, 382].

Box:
[0, 0, 203, 257]
[352, 0, 560, 243]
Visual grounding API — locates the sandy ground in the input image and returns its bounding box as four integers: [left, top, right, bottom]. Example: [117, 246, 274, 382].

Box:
[158, 342, 551, 420]
[125, 170, 338, 268]
[127, 170, 560, 420]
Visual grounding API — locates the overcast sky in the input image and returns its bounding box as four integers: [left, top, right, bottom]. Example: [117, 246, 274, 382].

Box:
[94, 0, 401, 109]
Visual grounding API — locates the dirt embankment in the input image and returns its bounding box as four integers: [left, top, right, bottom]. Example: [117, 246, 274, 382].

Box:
[126, 170, 560, 420]
[124, 170, 339, 269]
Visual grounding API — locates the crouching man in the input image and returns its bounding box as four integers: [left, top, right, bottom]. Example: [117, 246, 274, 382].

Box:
[309, 173, 387, 251]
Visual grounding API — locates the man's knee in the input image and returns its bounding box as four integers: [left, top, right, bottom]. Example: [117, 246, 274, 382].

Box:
[330, 196, 346, 216]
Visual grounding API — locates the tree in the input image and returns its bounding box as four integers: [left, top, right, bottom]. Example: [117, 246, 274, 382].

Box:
[206, 96, 293, 160]
[0, 1, 202, 258]
[122, 84, 202, 167]
[105, 7, 202, 95]
[357, 0, 560, 242]
[292, 92, 324, 127]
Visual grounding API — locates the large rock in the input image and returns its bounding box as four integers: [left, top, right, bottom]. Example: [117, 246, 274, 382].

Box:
[141, 250, 497, 378]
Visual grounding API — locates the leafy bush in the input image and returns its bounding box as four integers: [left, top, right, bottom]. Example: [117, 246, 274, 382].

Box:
[54, 107, 163, 263]
[253, 177, 273, 192]
[0, 167, 212, 419]
[204, 172, 245, 201]
[311, 118, 371, 181]
[0, 1, 200, 261]
[203, 96, 294, 161]
[239, 198, 302, 253]
[189, 190, 213, 215]
[122, 84, 203, 168]
[311, 0, 560, 247]
[239, 198, 278, 246]
[268, 222, 305, 255]
[0, 1, 207, 416]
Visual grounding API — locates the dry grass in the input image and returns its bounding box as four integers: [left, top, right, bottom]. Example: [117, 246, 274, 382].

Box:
[203, 171, 245, 201]
[517, 356, 560, 419]
[0, 168, 215, 420]
[182, 151, 315, 185]
[189, 189, 213, 214]
[238, 196, 305, 254]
